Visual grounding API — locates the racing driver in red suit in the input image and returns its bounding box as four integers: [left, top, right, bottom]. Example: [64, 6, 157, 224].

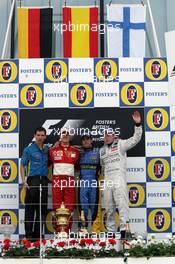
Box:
[49, 128, 80, 233]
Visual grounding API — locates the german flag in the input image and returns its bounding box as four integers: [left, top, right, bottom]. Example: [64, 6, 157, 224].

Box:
[63, 7, 98, 58]
[18, 7, 52, 58]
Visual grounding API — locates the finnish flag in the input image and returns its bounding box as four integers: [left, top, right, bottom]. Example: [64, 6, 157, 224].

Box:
[107, 4, 146, 57]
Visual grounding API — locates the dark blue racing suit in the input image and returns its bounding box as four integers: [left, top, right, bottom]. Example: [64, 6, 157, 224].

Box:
[79, 148, 100, 227]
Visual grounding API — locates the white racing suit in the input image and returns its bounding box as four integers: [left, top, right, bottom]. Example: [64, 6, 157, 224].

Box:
[100, 125, 142, 232]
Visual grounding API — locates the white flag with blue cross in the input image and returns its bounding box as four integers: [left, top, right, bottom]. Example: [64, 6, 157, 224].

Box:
[107, 4, 146, 57]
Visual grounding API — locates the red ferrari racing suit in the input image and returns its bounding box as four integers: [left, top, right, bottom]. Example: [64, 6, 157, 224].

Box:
[49, 144, 80, 232]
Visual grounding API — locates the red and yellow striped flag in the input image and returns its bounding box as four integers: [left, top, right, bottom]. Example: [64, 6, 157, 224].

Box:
[18, 7, 52, 58]
[63, 7, 98, 58]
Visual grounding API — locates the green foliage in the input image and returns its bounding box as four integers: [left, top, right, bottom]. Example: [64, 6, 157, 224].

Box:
[128, 246, 146, 258]
[3, 246, 40, 257]
[2, 241, 175, 258]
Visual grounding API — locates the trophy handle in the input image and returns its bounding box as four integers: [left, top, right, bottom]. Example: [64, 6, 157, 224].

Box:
[68, 211, 73, 222]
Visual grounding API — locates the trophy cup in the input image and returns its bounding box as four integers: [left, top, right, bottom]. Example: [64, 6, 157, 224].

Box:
[54, 202, 71, 238]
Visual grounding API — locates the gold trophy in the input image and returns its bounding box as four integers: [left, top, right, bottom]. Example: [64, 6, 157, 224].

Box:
[54, 202, 71, 238]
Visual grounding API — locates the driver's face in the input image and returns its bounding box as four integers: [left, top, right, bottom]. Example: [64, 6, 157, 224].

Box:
[81, 137, 92, 148]
[60, 132, 70, 144]
[104, 133, 115, 145]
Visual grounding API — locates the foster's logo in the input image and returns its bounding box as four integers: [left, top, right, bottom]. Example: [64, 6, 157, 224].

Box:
[145, 59, 167, 81]
[70, 84, 93, 107]
[95, 59, 118, 81]
[153, 110, 162, 128]
[1, 161, 11, 180]
[151, 61, 161, 78]
[128, 184, 145, 207]
[0, 160, 17, 183]
[20, 84, 43, 107]
[101, 61, 112, 79]
[26, 86, 36, 105]
[0, 61, 18, 82]
[154, 160, 164, 178]
[120, 83, 143, 106]
[1, 111, 11, 130]
[1, 212, 11, 225]
[146, 108, 169, 131]
[0, 110, 17, 132]
[45, 60, 67, 82]
[148, 209, 171, 232]
[0, 210, 18, 229]
[154, 211, 164, 230]
[52, 62, 62, 79]
[1, 63, 11, 81]
[147, 158, 170, 181]
[127, 85, 137, 104]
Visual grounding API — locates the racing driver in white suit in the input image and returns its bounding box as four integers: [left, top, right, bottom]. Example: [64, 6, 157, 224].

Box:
[100, 111, 142, 239]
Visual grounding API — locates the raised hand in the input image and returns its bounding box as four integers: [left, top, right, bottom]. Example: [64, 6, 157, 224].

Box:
[132, 111, 141, 124]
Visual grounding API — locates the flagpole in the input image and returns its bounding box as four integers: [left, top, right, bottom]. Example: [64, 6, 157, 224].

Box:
[1, 0, 16, 59]
[11, 0, 15, 58]
[146, 0, 161, 57]
[39, 183, 43, 264]
[100, 0, 104, 57]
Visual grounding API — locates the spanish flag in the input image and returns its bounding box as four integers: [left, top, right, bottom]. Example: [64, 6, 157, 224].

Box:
[18, 7, 52, 58]
[63, 7, 98, 58]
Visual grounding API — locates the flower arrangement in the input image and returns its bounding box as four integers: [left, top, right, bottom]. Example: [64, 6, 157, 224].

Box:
[1, 235, 175, 258]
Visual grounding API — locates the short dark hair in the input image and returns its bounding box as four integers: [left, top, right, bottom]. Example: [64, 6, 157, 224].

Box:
[34, 127, 46, 135]
[81, 135, 92, 141]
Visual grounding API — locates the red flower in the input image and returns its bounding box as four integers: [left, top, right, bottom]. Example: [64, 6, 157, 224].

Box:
[22, 239, 28, 244]
[3, 243, 10, 251]
[85, 239, 94, 245]
[99, 241, 106, 247]
[50, 239, 54, 244]
[69, 239, 78, 246]
[33, 240, 40, 248]
[42, 239, 47, 245]
[25, 241, 31, 248]
[3, 239, 11, 250]
[58, 241, 65, 247]
[22, 239, 31, 249]
[79, 239, 86, 246]
[3, 239, 10, 244]
[108, 239, 116, 245]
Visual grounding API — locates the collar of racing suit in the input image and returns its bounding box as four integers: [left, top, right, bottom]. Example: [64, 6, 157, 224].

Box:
[83, 147, 93, 151]
[59, 143, 70, 149]
[107, 138, 119, 147]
